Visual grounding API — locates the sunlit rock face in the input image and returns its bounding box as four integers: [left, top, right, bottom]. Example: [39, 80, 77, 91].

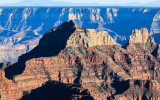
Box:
[129, 28, 155, 44]
[66, 26, 116, 47]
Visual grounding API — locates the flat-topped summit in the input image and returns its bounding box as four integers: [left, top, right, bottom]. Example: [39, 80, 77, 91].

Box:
[66, 29, 116, 47]
[129, 28, 155, 44]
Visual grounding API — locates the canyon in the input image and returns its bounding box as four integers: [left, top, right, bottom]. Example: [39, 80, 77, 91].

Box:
[0, 7, 160, 62]
[0, 20, 160, 100]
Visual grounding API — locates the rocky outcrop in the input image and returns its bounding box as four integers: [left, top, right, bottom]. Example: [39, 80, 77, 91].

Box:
[124, 28, 160, 59]
[129, 28, 155, 44]
[14, 20, 116, 63]
[41, 20, 116, 49]
[66, 29, 116, 47]
[0, 70, 23, 100]
[2, 22, 160, 100]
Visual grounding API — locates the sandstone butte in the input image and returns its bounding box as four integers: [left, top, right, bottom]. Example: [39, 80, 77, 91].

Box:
[0, 20, 160, 100]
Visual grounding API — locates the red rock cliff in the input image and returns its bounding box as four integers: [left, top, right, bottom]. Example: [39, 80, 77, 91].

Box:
[1, 21, 160, 100]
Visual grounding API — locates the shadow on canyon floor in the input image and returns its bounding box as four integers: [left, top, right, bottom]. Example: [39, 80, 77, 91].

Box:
[21, 81, 93, 100]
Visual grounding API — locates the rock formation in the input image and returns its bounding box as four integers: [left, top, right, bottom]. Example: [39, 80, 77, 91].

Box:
[66, 29, 116, 47]
[1, 21, 160, 100]
[129, 28, 155, 44]
[0, 70, 23, 100]
[124, 28, 160, 59]
[12, 20, 116, 63]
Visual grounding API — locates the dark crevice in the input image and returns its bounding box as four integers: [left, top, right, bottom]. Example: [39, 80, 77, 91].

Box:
[58, 71, 61, 81]
[111, 55, 116, 61]
[74, 57, 83, 84]
[0, 63, 3, 69]
[151, 44, 159, 58]
[111, 77, 130, 95]
[102, 63, 108, 80]
[145, 80, 150, 89]
[142, 95, 148, 100]
[42, 61, 51, 80]
[93, 65, 99, 79]
[134, 80, 141, 86]
[124, 54, 131, 64]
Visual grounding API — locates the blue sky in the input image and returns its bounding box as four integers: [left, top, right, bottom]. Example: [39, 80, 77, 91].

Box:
[52, 0, 158, 4]
[0, 0, 160, 7]
[0, 0, 23, 4]
[0, 0, 158, 4]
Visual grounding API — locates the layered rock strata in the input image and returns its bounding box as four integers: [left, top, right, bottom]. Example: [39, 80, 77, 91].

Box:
[0, 70, 23, 100]
[1, 21, 160, 100]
